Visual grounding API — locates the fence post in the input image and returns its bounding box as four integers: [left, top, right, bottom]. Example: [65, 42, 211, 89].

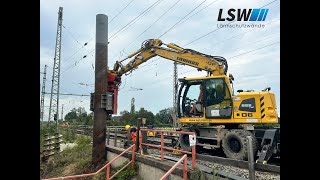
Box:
[139, 130, 143, 155]
[141, 129, 148, 154]
[161, 132, 164, 160]
[106, 165, 110, 180]
[132, 144, 135, 168]
[247, 136, 255, 180]
[136, 118, 141, 151]
[114, 127, 118, 147]
[183, 157, 187, 180]
[192, 145, 196, 169]
[107, 129, 110, 145]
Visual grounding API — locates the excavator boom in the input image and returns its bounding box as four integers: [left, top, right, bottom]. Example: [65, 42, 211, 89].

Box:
[111, 39, 228, 77]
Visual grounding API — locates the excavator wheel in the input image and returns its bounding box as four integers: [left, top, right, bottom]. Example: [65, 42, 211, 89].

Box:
[222, 129, 257, 160]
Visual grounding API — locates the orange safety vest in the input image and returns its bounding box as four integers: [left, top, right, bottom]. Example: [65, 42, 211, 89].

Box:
[130, 131, 137, 141]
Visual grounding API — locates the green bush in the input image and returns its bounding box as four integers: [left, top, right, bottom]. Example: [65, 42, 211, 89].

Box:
[77, 158, 91, 170]
[190, 167, 205, 180]
[112, 162, 138, 180]
[76, 135, 91, 147]
[63, 129, 76, 143]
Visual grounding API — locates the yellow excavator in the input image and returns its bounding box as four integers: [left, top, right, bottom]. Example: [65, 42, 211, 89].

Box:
[105, 39, 280, 164]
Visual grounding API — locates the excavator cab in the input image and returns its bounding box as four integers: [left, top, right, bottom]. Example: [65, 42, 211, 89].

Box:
[204, 77, 232, 118]
[182, 81, 203, 117]
[178, 75, 233, 119]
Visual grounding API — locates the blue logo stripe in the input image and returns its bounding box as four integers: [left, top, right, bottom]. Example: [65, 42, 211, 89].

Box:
[257, 9, 266, 21]
[262, 9, 269, 21]
[249, 9, 260, 21]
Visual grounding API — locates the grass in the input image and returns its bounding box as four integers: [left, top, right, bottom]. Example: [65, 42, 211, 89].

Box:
[41, 135, 94, 179]
[40, 135, 138, 180]
[112, 162, 138, 180]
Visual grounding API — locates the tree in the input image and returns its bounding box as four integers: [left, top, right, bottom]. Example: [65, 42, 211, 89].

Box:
[155, 108, 173, 125]
[135, 108, 155, 125]
[64, 107, 88, 123]
[65, 108, 77, 122]
[120, 110, 129, 115]
[120, 110, 133, 125]
[118, 108, 156, 126]
[84, 112, 93, 125]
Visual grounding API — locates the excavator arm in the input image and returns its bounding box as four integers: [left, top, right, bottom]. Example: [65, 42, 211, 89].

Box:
[111, 39, 228, 78]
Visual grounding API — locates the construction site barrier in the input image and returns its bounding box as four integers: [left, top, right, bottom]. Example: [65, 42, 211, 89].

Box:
[42, 144, 136, 180]
[160, 154, 188, 180]
[139, 129, 196, 169]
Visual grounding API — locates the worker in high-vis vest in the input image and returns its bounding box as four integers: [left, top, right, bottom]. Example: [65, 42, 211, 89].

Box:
[130, 126, 137, 142]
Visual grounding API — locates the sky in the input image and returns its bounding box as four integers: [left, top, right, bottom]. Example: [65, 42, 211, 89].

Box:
[40, 0, 280, 121]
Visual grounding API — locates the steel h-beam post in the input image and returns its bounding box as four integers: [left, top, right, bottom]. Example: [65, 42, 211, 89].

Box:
[136, 118, 141, 152]
[92, 14, 108, 165]
[173, 62, 178, 127]
[247, 136, 256, 180]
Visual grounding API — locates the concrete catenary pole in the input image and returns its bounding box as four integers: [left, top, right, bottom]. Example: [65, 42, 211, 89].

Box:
[92, 14, 108, 165]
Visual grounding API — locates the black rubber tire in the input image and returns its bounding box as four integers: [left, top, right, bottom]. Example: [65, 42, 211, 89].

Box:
[222, 129, 257, 160]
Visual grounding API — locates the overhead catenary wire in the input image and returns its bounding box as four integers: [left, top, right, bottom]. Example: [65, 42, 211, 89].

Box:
[109, 0, 135, 24]
[61, 48, 95, 74]
[86, 0, 137, 44]
[227, 41, 279, 59]
[61, 24, 91, 68]
[82, 0, 164, 68]
[109, 0, 164, 42]
[158, 0, 207, 38]
[220, 33, 279, 56]
[177, 0, 220, 27]
[121, 0, 182, 52]
[44, 92, 90, 96]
